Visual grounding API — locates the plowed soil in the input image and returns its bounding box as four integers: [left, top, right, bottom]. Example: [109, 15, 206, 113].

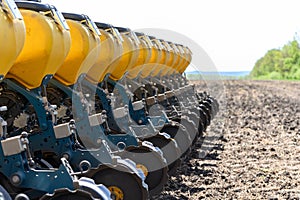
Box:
[156, 80, 300, 200]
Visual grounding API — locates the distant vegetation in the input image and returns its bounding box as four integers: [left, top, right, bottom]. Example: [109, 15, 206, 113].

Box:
[250, 39, 300, 80]
[186, 71, 250, 80]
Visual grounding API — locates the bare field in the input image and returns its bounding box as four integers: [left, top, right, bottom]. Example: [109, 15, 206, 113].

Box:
[157, 80, 300, 200]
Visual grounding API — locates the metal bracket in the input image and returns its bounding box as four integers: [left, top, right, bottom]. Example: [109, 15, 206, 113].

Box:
[89, 113, 105, 126]
[2, 0, 23, 20]
[53, 123, 72, 139]
[113, 107, 127, 119]
[132, 100, 144, 111]
[1, 135, 25, 156]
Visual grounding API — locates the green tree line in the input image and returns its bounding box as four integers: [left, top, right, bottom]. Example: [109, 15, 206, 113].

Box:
[250, 39, 300, 80]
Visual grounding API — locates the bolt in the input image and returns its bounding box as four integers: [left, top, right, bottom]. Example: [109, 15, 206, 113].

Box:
[62, 153, 69, 160]
[97, 138, 102, 144]
[11, 174, 21, 185]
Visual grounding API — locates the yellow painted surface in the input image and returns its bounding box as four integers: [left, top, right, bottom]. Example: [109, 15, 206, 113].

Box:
[167, 43, 181, 75]
[140, 43, 161, 78]
[0, 6, 25, 78]
[54, 19, 100, 86]
[108, 34, 134, 81]
[86, 30, 115, 84]
[174, 45, 186, 74]
[150, 39, 167, 77]
[127, 37, 152, 79]
[160, 41, 175, 77]
[8, 9, 70, 89]
[179, 46, 192, 73]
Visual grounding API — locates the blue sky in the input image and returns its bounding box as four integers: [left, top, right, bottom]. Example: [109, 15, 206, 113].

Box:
[43, 0, 300, 72]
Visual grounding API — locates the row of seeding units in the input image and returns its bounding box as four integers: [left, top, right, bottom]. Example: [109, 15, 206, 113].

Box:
[0, 0, 219, 199]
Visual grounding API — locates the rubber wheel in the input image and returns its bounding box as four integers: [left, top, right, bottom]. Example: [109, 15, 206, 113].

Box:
[122, 145, 168, 196]
[207, 97, 219, 118]
[145, 134, 182, 176]
[92, 167, 148, 200]
[199, 104, 211, 126]
[204, 98, 216, 118]
[179, 116, 198, 145]
[192, 107, 209, 131]
[161, 123, 192, 157]
[0, 185, 11, 200]
[202, 101, 213, 119]
[185, 111, 204, 137]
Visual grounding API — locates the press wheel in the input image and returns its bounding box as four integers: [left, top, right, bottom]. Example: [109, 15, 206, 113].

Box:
[0, 185, 11, 200]
[184, 111, 204, 137]
[145, 133, 181, 176]
[179, 116, 198, 145]
[161, 122, 192, 157]
[91, 166, 148, 200]
[199, 104, 211, 127]
[123, 144, 168, 196]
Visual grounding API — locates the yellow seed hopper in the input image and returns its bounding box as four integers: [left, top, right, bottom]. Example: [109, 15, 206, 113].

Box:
[86, 23, 122, 84]
[126, 32, 153, 79]
[0, 0, 25, 79]
[139, 36, 161, 79]
[173, 44, 186, 75]
[54, 13, 101, 86]
[166, 42, 181, 75]
[150, 38, 169, 77]
[178, 46, 192, 74]
[106, 27, 138, 81]
[158, 40, 175, 77]
[8, 1, 71, 89]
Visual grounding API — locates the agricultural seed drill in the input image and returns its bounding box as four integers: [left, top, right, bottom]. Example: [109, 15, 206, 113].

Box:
[0, 0, 219, 199]
[0, 1, 113, 199]
[123, 36, 219, 145]
[101, 33, 196, 156]
[44, 12, 168, 196]
[0, 1, 149, 199]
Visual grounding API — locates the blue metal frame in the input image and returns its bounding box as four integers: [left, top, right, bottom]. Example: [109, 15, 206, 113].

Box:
[50, 78, 139, 149]
[4, 78, 113, 171]
[106, 78, 169, 130]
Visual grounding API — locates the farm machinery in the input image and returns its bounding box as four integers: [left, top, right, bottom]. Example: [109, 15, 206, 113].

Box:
[0, 0, 219, 199]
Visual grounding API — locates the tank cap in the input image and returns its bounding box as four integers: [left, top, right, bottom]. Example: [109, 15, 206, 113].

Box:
[63, 12, 101, 36]
[114, 26, 130, 33]
[148, 36, 156, 40]
[135, 32, 144, 37]
[15, 0, 51, 12]
[62, 12, 85, 21]
[95, 22, 112, 29]
[95, 23, 124, 43]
